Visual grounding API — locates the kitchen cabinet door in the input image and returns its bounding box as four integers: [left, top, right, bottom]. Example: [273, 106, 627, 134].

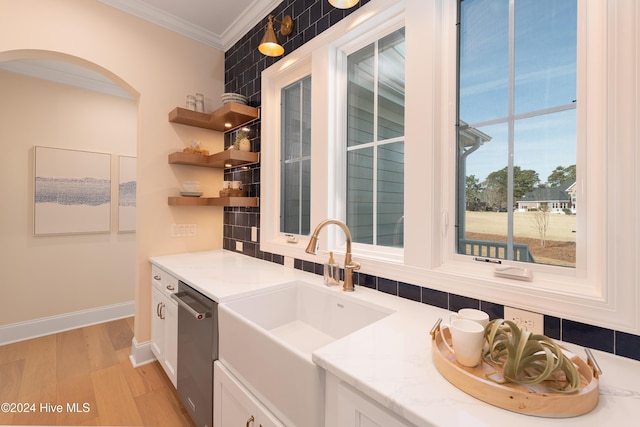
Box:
[337, 380, 415, 427]
[150, 267, 178, 387]
[214, 361, 284, 427]
[325, 372, 414, 427]
[150, 286, 165, 361]
[163, 297, 177, 385]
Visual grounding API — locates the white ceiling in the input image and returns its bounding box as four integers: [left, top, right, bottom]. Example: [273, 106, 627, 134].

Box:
[0, 0, 281, 99]
[98, 0, 281, 50]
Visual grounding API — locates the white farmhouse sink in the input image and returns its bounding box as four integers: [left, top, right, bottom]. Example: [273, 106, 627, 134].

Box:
[218, 280, 393, 427]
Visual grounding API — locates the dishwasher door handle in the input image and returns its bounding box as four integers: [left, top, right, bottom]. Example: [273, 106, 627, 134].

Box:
[171, 292, 209, 320]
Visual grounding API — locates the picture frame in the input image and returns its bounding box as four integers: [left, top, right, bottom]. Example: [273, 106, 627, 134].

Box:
[118, 155, 136, 232]
[34, 146, 111, 235]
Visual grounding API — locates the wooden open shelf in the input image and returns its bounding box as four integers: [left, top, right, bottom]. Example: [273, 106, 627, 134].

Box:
[168, 196, 259, 207]
[167, 100, 260, 208]
[168, 102, 259, 131]
[168, 150, 259, 169]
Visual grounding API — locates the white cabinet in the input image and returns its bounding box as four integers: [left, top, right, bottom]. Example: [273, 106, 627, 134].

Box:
[325, 372, 415, 427]
[150, 265, 178, 387]
[150, 287, 165, 357]
[214, 361, 284, 427]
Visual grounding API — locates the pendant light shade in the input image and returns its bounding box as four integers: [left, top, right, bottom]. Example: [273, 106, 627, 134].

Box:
[258, 15, 294, 57]
[329, 0, 360, 9]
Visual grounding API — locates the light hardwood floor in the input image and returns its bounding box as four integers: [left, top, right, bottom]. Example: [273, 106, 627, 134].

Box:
[0, 317, 195, 427]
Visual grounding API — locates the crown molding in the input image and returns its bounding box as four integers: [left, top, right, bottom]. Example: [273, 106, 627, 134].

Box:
[99, 0, 282, 52]
[220, 0, 283, 49]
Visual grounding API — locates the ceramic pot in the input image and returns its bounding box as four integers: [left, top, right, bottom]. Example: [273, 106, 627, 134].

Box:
[238, 138, 251, 152]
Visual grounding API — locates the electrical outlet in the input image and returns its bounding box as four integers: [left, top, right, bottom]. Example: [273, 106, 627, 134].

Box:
[235, 241, 243, 252]
[284, 256, 294, 269]
[171, 224, 196, 237]
[503, 307, 544, 335]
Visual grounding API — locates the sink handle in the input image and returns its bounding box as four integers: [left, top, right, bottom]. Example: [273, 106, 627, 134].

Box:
[246, 415, 254, 427]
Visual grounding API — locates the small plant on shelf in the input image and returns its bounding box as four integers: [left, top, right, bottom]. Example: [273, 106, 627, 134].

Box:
[233, 130, 251, 151]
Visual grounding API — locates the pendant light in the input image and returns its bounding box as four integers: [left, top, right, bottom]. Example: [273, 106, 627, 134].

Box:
[329, 0, 360, 9]
[258, 15, 294, 57]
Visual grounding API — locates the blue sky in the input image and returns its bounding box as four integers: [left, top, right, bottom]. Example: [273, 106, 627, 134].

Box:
[459, 0, 577, 183]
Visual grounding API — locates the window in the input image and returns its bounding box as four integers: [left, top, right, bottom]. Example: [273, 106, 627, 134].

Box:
[261, 0, 638, 333]
[456, 0, 577, 267]
[280, 76, 312, 235]
[346, 29, 406, 247]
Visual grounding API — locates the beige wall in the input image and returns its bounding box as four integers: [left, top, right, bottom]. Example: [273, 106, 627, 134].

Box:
[0, 71, 137, 325]
[0, 0, 226, 343]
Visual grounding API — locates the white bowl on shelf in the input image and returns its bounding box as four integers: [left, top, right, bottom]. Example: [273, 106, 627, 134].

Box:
[221, 92, 248, 105]
[182, 181, 201, 193]
[180, 191, 203, 197]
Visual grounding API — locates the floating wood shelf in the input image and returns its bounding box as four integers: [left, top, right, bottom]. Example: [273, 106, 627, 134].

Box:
[168, 196, 259, 207]
[168, 150, 259, 169]
[168, 102, 259, 131]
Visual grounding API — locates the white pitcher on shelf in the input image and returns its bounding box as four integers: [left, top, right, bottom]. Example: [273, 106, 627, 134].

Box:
[233, 130, 251, 152]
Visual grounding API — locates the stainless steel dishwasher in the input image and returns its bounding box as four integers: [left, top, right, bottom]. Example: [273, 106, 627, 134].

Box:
[171, 281, 218, 427]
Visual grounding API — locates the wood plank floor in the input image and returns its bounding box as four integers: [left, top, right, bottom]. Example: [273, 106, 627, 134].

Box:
[0, 317, 195, 427]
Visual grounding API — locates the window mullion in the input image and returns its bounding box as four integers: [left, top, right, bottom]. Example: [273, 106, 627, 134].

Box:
[466, 103, 576, 132]
[506, 0, 516, 260]
[372, 40, 380, 246]
[298, 80, 304, 234]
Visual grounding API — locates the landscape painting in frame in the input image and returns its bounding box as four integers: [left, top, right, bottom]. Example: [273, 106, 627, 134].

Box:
[34, 146, 111, 235]
[118, 155, 136, 232]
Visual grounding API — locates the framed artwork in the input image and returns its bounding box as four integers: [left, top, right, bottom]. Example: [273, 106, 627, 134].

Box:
[34, 146, 111, 235]
[118, 155, 136, 232]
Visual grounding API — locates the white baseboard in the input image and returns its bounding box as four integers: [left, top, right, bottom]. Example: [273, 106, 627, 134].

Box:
[129, 337, 156, 367]
[0, 301, 135, 346]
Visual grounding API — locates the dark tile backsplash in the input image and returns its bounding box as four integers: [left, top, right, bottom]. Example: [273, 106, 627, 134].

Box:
[543, 315, 562, 340]
[562, 319, 615, 354]
[421, 288, 448, 310]
[222, 0, 640, 362]
[449, 294, 481, 313]
[398, 282, 421, 303]
[616, 331, 640, 361]
[377, 277, 399, 296]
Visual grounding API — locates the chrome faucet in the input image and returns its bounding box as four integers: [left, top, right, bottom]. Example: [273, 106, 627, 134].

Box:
[305, 219, 360, 292]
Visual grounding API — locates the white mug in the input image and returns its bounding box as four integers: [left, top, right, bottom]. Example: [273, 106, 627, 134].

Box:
[441, 318, 485, 367]
[222, 181, 230, 189]
[450, 308, 489, 328]
[231, 181, 242, 190]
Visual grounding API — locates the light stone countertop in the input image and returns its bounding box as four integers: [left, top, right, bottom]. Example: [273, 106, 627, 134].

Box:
[150, 250, 640, 427]
[150, 249, 312, 302]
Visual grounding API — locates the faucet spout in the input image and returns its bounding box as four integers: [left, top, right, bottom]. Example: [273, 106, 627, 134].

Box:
[306, 219, 360, 292]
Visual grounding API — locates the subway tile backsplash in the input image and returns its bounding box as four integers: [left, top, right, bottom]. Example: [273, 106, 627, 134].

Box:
[222, 0, 639, 362]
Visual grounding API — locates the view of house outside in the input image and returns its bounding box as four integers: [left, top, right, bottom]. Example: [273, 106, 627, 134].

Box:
[457, 0, 577, 268]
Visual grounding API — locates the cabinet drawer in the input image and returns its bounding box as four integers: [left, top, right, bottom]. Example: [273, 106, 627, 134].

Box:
[151, 265, 179, 297]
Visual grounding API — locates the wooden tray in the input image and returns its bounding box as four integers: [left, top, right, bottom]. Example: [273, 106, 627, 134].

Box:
[430, 322, 600, 418]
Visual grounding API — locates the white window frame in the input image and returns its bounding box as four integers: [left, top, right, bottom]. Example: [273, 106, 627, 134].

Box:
[261, 0, 406, 264]
[338, 20, 406, 263]
[280, 75, 312, 236]
[260, 0, 640, 335]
